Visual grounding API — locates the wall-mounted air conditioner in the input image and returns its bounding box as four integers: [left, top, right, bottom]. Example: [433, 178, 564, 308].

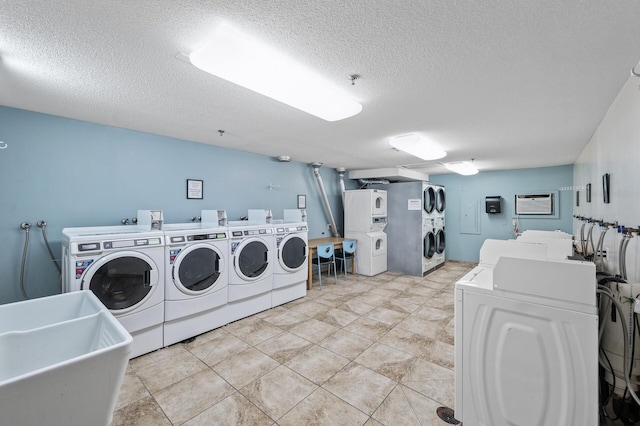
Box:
[515, 193, 554, 215]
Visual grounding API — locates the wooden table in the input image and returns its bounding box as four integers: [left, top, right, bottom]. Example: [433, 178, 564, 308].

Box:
[308, 237, 355, 289]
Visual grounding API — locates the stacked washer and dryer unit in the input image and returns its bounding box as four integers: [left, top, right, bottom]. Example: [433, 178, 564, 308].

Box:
[372, 181, 445, 276]
[344, 189, 388, 276]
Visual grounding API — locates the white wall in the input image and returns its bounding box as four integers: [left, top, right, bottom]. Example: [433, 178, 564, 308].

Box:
[573, 75, 640, 282]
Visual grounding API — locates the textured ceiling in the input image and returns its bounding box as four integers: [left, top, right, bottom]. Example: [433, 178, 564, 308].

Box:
[2, 1, 640, 175]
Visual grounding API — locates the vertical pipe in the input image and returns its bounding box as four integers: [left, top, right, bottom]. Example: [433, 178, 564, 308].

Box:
[336, 167, 347, 207]
[311, 163, 341, 237]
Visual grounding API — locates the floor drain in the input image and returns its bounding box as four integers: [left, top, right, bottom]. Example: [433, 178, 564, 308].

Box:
[436, 406, 460, 424]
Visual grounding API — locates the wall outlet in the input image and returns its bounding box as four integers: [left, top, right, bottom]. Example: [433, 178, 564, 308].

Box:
[512, 219, 517, 226]
[327, 223, 332, 229]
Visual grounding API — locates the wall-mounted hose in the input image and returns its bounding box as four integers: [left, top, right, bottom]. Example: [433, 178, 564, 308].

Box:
[598, 286, 640, 407]
[37, 220, 61, 274]
[19, 222, 31, 299]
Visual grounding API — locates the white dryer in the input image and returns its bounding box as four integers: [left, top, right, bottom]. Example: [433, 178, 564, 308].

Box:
[163, 223, 229, 346]
[226, 222, 274, 323]
[455, 255, 597, 426]
[272, 222, 308, 307]
[422, 216, 437, 273]
[62, 225, 165, 358]
[423, 183, 437, 219]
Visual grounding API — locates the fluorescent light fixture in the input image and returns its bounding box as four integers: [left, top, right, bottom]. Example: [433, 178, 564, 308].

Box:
[189, 22, 362, 122]
[389, 133, 447, 161]
[444, 161, 479, 175]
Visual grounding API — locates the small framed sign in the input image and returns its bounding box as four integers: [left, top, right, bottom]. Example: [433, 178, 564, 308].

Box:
[187, 179, 203, 199]
[297, 194, 306, 209]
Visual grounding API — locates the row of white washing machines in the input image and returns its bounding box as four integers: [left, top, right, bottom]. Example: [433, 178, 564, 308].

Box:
[61, 210, 308, 358]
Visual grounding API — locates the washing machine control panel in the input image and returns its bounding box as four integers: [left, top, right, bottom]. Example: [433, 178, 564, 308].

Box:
[188, 233, 227, 241]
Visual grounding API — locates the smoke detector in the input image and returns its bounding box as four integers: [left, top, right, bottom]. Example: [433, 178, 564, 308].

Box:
[277, 155, 291, 162]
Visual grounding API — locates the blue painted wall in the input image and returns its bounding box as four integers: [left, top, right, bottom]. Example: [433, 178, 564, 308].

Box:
[0, 106, 350, 304]
[429, 165, 574, 262]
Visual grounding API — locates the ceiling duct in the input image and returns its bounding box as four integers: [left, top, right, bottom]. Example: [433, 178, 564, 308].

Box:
[349, 167, 429, 182]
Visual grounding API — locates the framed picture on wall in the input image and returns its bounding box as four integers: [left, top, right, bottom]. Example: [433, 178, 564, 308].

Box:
[187, 179, 203, 199]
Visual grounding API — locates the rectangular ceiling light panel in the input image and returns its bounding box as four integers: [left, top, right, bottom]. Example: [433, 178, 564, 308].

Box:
[389, 133, 447, 161]
[189, 22, 362, 122]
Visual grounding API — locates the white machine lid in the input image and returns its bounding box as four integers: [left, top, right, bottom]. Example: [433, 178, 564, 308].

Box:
[493, 256, 596, 309]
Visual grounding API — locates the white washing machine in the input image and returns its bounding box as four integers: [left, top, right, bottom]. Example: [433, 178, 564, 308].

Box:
[272, 221, 308, 307]
[423, 183, 437, 219]
[455, 254, 598, 426]
[163, 222, 229, 346]
[432, 185, 446, 268]
[226, 221, 274, 323]
[62, 225, 165, 358]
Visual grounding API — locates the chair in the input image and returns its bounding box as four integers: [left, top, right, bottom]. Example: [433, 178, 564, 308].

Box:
[336, 239, 358, 280]
[312, 243, 338, 289]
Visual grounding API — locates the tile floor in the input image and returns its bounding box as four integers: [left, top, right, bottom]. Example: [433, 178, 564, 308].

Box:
[110, 260, 475, 426]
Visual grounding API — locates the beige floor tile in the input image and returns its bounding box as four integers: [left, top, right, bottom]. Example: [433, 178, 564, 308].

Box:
[128, 344, 188, 371]
[344, 316, 393, 341]
[110, 396, 172, 426]
[192, 333, 251, 367]
[412, 305, 453, 322]
[323, 363, 396, 416]
[371, 385, 421, 426]
[154, 369, 235, 425]
[213, 347, 279, 389]
[287, 299, 333, 317]
[290, 318, 340, 343]
[315, 307, 360, 328]
[241, 365, 317, 420]
[114, 372, 150, 411]
[364, 418, 385, 426]
[181, 326, 228, 351]
[364, 306, 408, 326]
[337, 299, 377, 316]
[439, 317, 455, 345]
[395, 315, 445, 340]
[421, 339, 455, 369]
[352, 292, 390, 306]
[229, 318, 285, 346]
[278, 388, 369, 426]
[255, 331, 314, 363]
[262, 309, 312, 329]
[401, 384, 450, 425]
[354, 343, 415, 382]
[369, 287, 401, 298]
[315, 291, 351, 307]
[135, 350, 208, 393]
[378, 326, 432, 357]
[380, 280, 415, 292]
[380, 297, 421, 314]
[318, 329, 374, 360]
[182, 392, 273, 426]
[285, 344, 350, 385]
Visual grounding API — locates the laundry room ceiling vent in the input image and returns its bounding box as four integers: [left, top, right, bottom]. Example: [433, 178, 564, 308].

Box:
[189, 21, 362, 122]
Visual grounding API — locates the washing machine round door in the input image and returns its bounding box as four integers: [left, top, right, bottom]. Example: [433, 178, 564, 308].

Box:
[172, 244, 224, 295]
[424, 187, 436, 214]
[278, 234, 308, 272]
[436, 229, 446, 254]
[424, 231, 436, 259]
[233, 238, 270, 281]
[81, 251, 159, 314]
[436, 188, 446, 213]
